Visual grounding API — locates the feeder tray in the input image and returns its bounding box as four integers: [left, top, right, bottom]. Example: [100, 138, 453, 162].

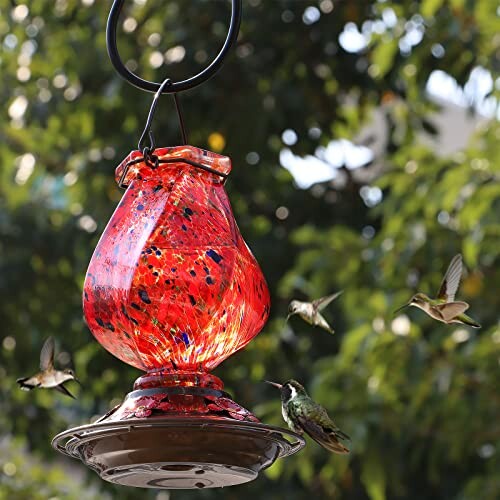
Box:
[53, 417, 304, 489]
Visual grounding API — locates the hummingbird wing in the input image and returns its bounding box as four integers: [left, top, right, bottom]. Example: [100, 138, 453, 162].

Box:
[435, 301, 469, 321]
[312, 291, 343, 312]
[53, 383, 76, 399]
[296, 403, 350, 454]
[297, 415, 350, 454]
[39, 336, 55, 371]
[437, 254, 463, 302]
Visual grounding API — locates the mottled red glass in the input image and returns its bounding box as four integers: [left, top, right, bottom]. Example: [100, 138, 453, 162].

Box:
[83, 146, 270, 373]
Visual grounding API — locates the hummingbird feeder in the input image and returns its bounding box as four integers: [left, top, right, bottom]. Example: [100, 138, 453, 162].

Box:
[52, 0, 304, 489]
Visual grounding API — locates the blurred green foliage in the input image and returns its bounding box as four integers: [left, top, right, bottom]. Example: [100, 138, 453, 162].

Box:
[0, 0, 499, 499]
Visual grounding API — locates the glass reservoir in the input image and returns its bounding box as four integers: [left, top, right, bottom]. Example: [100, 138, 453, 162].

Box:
[83, 146, 270, 375]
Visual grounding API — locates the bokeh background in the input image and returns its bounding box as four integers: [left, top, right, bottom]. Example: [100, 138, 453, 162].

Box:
[1, 1, 499, 499]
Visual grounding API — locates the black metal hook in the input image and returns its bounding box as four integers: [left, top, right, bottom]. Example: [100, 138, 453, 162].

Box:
[137, 78, 188, 154]
[106, 0, 242, 94]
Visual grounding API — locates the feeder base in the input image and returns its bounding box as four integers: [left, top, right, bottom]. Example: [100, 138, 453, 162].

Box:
[102, 462, 256, 489]
[52, 418, 304, 489]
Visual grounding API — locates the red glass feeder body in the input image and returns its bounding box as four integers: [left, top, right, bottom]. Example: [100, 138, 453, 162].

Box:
[83, 146, 270, 373]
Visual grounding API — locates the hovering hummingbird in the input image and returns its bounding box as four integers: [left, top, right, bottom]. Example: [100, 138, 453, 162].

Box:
[266, 379, 350, 454]
[16, 336, 80, 399]
[395, 254, 481, 328]
[287, 291, 343, 334]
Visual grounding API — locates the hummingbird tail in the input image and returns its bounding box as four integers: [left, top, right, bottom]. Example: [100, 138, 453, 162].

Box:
[16, 378, 35, 391]
[299, 417, 350, 454]
[315, 434, 350, 454]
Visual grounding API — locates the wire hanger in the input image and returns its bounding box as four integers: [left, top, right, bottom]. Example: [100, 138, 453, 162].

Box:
[137, 78, 187, 155]
[107, 0, 241, 188]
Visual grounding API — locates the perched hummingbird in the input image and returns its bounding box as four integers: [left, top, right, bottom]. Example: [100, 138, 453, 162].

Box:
[395, 254, 481, 328]
[287, 291, 343, 334]
[266, 379, 350, 454]
[16, 336, 80, 399]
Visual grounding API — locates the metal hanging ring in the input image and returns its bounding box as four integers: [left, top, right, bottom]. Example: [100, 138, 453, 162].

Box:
[106, 0, 242, 94]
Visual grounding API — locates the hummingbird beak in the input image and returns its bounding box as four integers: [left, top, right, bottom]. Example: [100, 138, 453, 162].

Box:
[265, 380, 283, 390]
[74, 377, 83, 386]
[393, 303, 409, 315]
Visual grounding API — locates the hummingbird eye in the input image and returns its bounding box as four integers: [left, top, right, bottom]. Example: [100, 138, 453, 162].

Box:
[282, 384, 292, 401]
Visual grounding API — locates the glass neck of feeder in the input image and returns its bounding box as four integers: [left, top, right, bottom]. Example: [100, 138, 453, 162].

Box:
[134, 370, 224, 391]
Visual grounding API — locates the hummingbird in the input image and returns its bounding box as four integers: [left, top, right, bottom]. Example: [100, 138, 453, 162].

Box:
[266, 379, 350, 454]
[287, 291, 343, 334]
[16, 336, 80, 399]
[395, 254, 481, 328]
